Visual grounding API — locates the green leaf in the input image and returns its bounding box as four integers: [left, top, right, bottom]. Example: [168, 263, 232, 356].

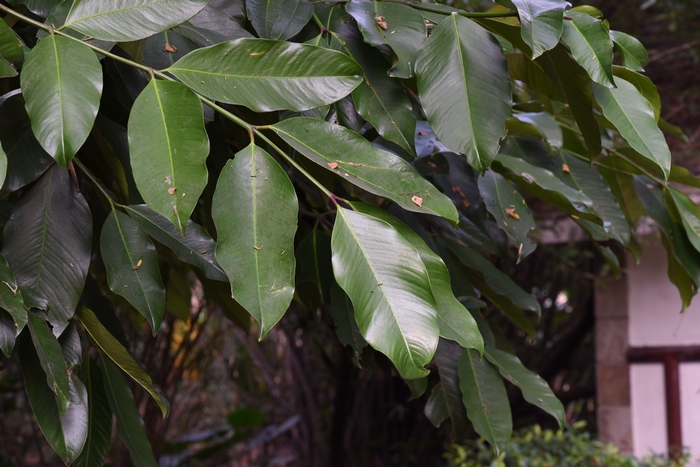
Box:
[246, 0, 312, 40]
[667, 187, 700, 256]
[598, 155, 646, 225]
[74, 356, 113, 467]
[19, 333, 89, 464]
[212, 144, 298, 339]
[415, 14, 511, 172]
[536, 45, 601, 157]
[330, 283, 366, 365]
[142, 30, 199, 70]
[345, 0, 426, 78]
[331, 208, 439, 379]
[610, 30, 648, 72]
[593, 78, 671, 180]
[458, 348, 512, 454]
[0, 57, 17, 78]
[352, 202, 483, 353]
[167, 39, 363, 112]
[0, 252, 28, 336]
[433, 339, 469, 439]
[20, 35, 102, 168]
[128, 79, 209, 233]
[485, 347, 565, 427]
[506, 53, 566, 102]
[100, 211, 165, 333]
[124, 204, 226, 282]
[185, 0, 251, 43]
[424, 381, 449, 428]
[273, 118, 458, 223]
[2, 164, 92, 336]
[659, 117, 688, 143]
[26, 312, 71, 414]
[327, 10, 416, 154]
[612, 66, 661, 122]
[77, 306, 170, 418]
[478, 171, 536, 262]
[63, 0, 208, 41]
[0, 310, 16, 357]
[559, 151, 630, 245]
[511, 0, 568, 58]
[560, 11, 614, 88]
[100, 356, 158, 467]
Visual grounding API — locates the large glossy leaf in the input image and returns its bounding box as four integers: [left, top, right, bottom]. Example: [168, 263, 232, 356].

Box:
[593, 78, 671, 180]
[167, 39, 362, 112]
[610, 30, 648, 72]
[128, 79, 209, 233]
[77, 306, 170, 418]
[100, 211, 165, 333]
[212, 144, 298, 338]
[19, 334, 89, 464]
[124, 204, 226, 281]
[0, 19, 23, 65]
[0, 91, 55, 194]
[74, 356, 112, 467]
[7, 0, 61, 17]
[20, 35, 102, 168]
[511, 0, 568, 58]
[485, 347, 564, 427]
[352, 202, 483, 353]
[560, 11, 614, 88]
[246, 0, 312, 40]
[26, 312, 71, 414]
[63, 0, 208, 41]
[667, 187, 700, 255]
[478, 171, 536, 262]
[598, 155, 646, 225]
[273, 118, 458, 223]
[536, 45, 601, 157]
[100, 356, 158, 467]
[612, 66, 660, 122]
[346, 0, 426, 78]
[327, 10, 415, 154]
[415, 14, 511, 172]
[433, 338, 469, 439]
[559, 152, 630, 245]
[2, 164, 92, 336]
[0, 252, 28, 336]
[331, 208, 439, 379]
[459, 348, 512, 453]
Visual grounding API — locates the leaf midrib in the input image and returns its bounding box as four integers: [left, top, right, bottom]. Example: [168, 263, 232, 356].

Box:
[66, 0, 172, 29]
[152, 82, 182, 232]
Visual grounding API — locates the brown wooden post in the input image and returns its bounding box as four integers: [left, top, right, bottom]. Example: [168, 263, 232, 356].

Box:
[662, 353, 682, 461]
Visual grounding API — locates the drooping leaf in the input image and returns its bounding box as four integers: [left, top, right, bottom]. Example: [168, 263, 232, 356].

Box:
[19, 333, 89, 464]
[124, 204, 226, 281]
[352, 202, 483, 353]
[330, 283, 366, 365]
[0, 252, 28, 336]
[167, 39, 363, 112]
[459, 348, 512, 453]
[478, 171, 536, 262]
[273, 118, 458, 223]
[2, 164, 92, 336]
[560, 11, 614, 88]
[63, 0, 208, 41]
[666, 187, 700, 256]
[510, 0, 568, 58]
[610, 30, 648, 72]
[424, 382, 449, 428]
[212, 144, 298, 339]
[593, 78, 671, 180]
[485, 347, 565, 427]
[415, 14, 511, 172]
[536, 45, 601, 157]
[77, 306, 169, 418]
[20, 35, 102, 168]
[74, 356, 113, 467]
[659, 117, 688, 143]
[100, 211, 165, 333]
[100, 356, 159, 467]
[331, 208, 439, 379]
[327, 10, 416, 154]
[246, 0, 313, 40]
[345, 0, 426, 78]
[433, 339, 469, 439]
[26, 312, 71, 414]
[612, 66, 661, 122]
[128, 79, 209, 233]
[559, 151, 630, 245]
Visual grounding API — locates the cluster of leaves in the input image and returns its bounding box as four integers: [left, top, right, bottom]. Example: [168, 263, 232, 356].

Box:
[445, 422, 692, 467]
[0, 0, 697, 463]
